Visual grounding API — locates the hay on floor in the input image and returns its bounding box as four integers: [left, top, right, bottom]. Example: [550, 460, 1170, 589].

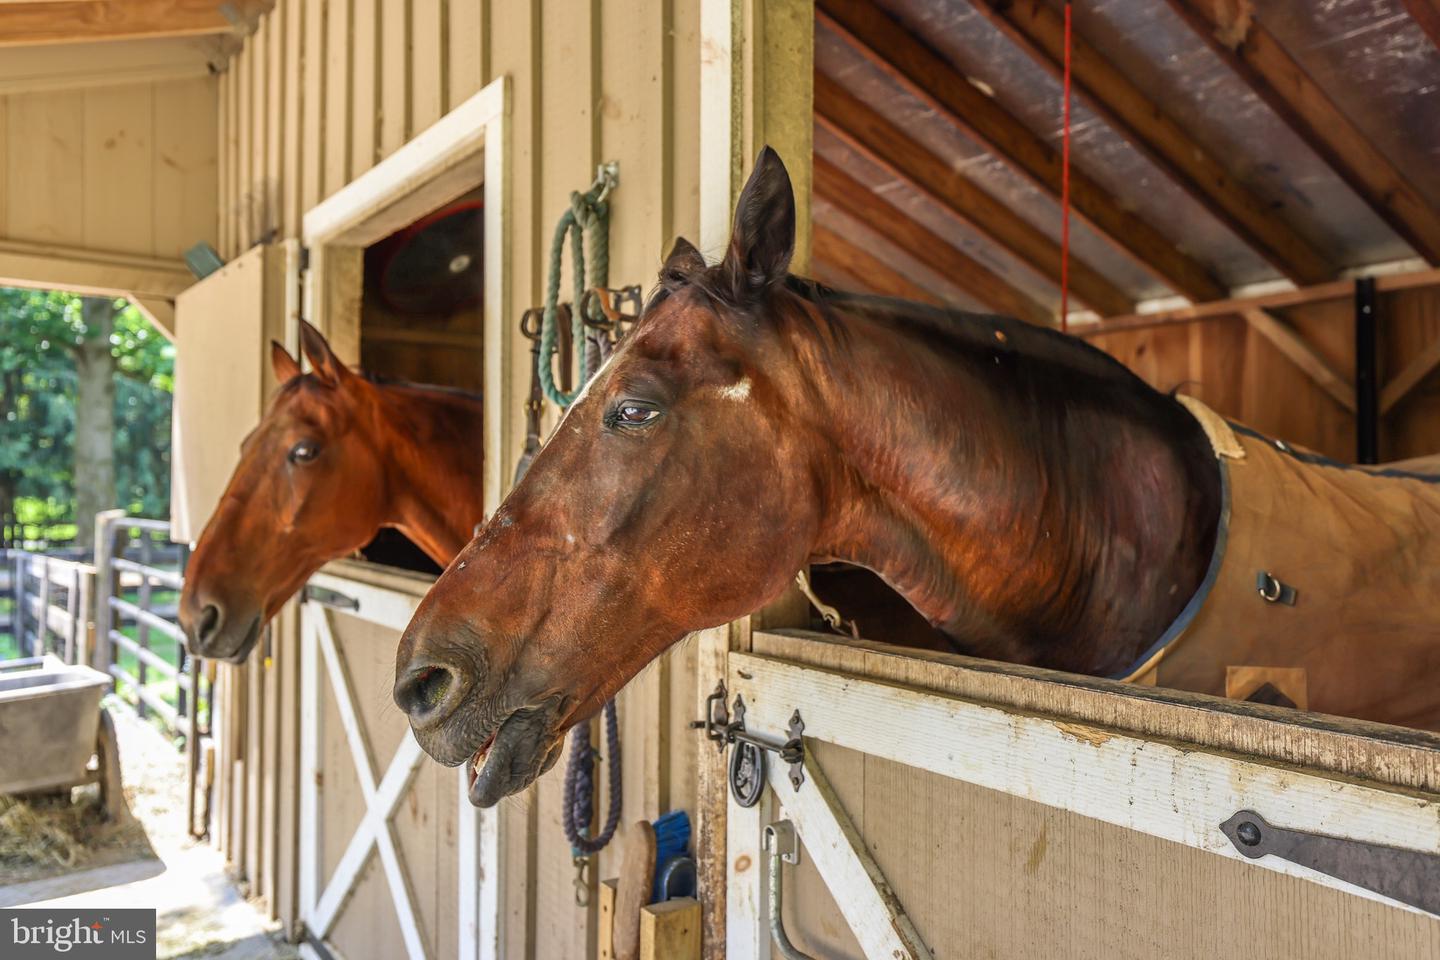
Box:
[0, 786, 150, 882]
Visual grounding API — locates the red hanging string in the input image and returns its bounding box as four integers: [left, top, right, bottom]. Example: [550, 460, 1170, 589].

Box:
[1060, 0, 1074, 333]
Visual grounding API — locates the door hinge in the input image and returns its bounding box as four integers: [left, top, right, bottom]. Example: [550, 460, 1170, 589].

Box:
[1222, 809, 1440, 916]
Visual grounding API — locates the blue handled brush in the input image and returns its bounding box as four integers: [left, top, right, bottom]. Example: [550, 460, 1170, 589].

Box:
[651, 809, 693, 903]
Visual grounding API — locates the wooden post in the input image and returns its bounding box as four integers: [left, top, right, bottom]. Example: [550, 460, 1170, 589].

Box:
[75, 563, 95, 667]
[35, 556, 51, 657]
[136, 532, 153, 718]
[639, 899, 701, 960]
[92, 509, 127, 676]
[13, 552, 27, 659]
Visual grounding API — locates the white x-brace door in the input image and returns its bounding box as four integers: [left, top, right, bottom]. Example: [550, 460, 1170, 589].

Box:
[298, 571, 498, 960]
[723, 642, 1440, 960]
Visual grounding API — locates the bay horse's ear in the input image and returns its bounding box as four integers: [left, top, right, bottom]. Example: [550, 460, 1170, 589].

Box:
[298, 319, 350, 386]
[720, 146, 795, 300]
[660, 237, 707, 290]
[271, 340, 302, 383]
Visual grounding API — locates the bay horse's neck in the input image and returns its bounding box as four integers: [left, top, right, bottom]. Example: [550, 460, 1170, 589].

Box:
[371, 382, 487, 565]
[798, 296, 1221, 675]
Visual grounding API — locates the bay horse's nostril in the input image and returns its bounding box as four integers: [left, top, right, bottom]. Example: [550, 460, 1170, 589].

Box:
[197, 604, 222, 645]
[394, 661, 458, 723]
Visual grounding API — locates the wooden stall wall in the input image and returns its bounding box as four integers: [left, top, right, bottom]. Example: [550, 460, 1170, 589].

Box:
[0, 71, 217, 299]
[1088, 286, 1440, 463]
[211, 0, 712, 951]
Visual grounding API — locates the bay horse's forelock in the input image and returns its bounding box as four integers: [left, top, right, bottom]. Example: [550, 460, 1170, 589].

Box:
[178, 322, 486, 662]
[393, 147, 1223, 807]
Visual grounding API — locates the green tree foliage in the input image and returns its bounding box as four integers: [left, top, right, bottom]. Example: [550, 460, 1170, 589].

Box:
[0, 288, 173, 545]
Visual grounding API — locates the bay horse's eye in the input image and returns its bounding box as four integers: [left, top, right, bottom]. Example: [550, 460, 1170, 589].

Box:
[615, 403, 660, 426]
[288, 441, 320, 464]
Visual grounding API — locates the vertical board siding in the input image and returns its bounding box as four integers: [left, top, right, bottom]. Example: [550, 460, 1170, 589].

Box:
[447, 0, 485, 108]
[324, 0, 352, 197]
[83, 85, 155, 253]
[411, 0, 445, 135]
[378, 0, 409, 159]
[7, 90, 85, 247]
[350, 0, 378, 177]
[153, 80, 220, 269]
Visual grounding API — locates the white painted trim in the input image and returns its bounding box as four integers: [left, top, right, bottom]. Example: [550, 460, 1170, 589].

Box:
[302, 77, 507, 248]
[731, 652, 1440, 918]
[298, 606, 320, 928]
[767, 755, 933, 960]
[297, 74, 508, 958]
[479, 76, 512, 517]
[725, 784, 767, 960]
[699, 0, 739, 261]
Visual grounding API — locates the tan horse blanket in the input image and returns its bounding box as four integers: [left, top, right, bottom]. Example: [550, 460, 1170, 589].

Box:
[1118, 397, 1440, 731]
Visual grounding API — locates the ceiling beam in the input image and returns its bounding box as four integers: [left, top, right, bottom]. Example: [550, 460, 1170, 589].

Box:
[815, 156, 1054, 327]
[1381, 335, 1440, 415]
[1399, 0, 1440, 52]
[0, 36, 225, 95]
[1167, 0, 1440, 264]
[818, 0, 1226, 303]
[812, 224, 944, 306]
[816, 72, 1133, 317]
[1241, 308, 1355, 411]
[1074, 266, 1440, 338]
[0, 0, 260, 48]
[969, 0, 1334, 287]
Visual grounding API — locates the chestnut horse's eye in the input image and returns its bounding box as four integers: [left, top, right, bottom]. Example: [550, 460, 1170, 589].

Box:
[288, 440, 320, 464]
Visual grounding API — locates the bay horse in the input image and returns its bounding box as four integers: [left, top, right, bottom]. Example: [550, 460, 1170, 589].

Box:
[178, 321, 486, 662]
[394, 149, 1440, 807]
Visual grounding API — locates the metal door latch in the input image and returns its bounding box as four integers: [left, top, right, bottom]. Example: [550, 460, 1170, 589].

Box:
[692, 681, 806, 806]
[302, 584, 359, 611]
[1221, 809, 1440, 916]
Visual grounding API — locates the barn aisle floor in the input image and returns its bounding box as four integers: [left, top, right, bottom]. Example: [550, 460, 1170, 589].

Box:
[1, 706, 297, 960]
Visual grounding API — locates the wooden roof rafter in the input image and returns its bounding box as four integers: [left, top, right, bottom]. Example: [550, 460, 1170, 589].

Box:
[817, 0, 1227, 305]
[1166, 0, 1440, 264]
[968, 0, 1335, 288]
[812, 223, 945, 306]
[1399, 0, 1440, 52]
[815, 72, 1134, 317]
[0, 0, 269, 48]
[815, 155, 1055, 327]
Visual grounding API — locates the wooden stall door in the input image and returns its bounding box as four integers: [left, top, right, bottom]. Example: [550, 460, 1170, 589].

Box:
[298, 565, 496, 960]
[720, 631, 1440, 960]
[171, 241, 297, 542]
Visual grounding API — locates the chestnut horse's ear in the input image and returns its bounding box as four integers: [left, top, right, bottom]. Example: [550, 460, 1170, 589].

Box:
[660, 237, 707, 290]
[720, 146, 795, 300]
[271, 340, 302, 383]
[298, 319, 350, 386]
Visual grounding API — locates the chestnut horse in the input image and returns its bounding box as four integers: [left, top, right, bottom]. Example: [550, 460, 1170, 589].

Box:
[178, 321, 485, 662]
[393, 148, 1230, 806]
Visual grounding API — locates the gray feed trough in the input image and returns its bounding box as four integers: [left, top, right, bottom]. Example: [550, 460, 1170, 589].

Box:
[0, 655, 123, 818]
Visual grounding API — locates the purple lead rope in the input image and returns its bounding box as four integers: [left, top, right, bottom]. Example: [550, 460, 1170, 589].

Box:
[561, 698, 622, 854]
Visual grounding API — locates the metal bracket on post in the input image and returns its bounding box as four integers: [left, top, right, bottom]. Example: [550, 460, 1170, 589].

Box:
[691, 680, 807, 806]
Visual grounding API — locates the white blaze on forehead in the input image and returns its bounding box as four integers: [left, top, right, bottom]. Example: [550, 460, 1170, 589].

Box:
[716, 376, 751, 401]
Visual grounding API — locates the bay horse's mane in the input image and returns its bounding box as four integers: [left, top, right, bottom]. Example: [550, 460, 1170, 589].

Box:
[657, 265, 1195, 441]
